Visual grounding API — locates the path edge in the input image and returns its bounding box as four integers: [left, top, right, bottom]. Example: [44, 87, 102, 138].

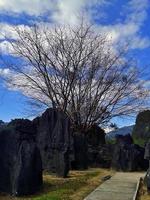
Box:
[133, 177, 142, 200]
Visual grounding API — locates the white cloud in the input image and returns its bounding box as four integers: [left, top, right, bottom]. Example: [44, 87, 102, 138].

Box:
[0, 0, 54, 16]
[125, 0, 149, 25]
[52, 0, 108, 25]
[130, 36, 150, 49]
[0, 23, 20, 39]
[97, 0, 150, 49]
[0, 41, 13, 54]
[0, 0, 149, 51]
[0, 68, 10, 76]
[0, 23, 30, 53]
[52, 0, 86, 25]
[0, 0, 108, 25]
[99, 23, 139, 42]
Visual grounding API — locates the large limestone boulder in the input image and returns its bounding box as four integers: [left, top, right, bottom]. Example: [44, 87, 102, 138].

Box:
[0, 128, 16, 194]
[0, 119, 43, 196]
[71, 132, 88, 170]
[71, 125, 107, 170]
[86, 125, 112, 168]
[87, 144, 114, 168]
[86, 125, 106, 146]
[111, 134, 148, 171]
[33, 108, 74, 177]
[12, 141, 43, 196]
[133, 110, 150, 140]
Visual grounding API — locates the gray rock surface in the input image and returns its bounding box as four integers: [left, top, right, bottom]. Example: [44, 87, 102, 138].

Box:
[87, 144, 114, 168]
[144, 141, 150, 191]
[12, 140, 43, 196]
[133, 110, 150, 139]
[71, 125, 106, 170]
[86, 125, 112, 168]
[0, 119, 43, 196]
[71, 132, 88, 170]
[33, 108, 74, 177]
[111, 134, 148, 171]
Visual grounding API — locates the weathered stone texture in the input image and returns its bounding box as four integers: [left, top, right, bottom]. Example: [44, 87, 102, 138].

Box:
[0, 119, 43, 196]
[33, 108, 73, 177]
[133, 110, 150, 139]
[112, 134, 148, 171]
[144, 141, 150, 191]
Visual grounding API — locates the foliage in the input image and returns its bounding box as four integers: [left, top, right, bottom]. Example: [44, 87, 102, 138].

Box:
[106, 138, 116, 145]
[133, 136, 149, 147]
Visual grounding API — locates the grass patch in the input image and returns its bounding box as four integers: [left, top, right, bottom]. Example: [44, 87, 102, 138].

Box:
[0, 168, 114, 200]
[137, 178, 150, 200]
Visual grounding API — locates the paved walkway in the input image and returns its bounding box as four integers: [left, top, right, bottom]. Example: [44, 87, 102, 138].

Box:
[84, 172, 145, 200]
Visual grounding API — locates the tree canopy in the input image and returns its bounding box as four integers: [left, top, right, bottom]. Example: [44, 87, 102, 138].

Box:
[1, 22, 148, 132]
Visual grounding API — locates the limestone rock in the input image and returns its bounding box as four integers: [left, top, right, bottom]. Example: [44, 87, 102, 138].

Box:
[33, 108, 73, 177]
[112, 134, 148, 171]
[71, 133, 88, 170]
[87, 144, 114, 168]
[86, 125, 106, 146]
[71, 125, 106, 169]
[12, 140, 43, 196]
[133, 110, 150, 140]
[0, 119, 43, 196]
[144, 141, 150, 191]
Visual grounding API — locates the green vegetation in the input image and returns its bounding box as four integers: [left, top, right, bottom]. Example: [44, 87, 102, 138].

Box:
[0, 168, 113, 200]
[133, 136, 149, 147]
[106, 138, 116, 145]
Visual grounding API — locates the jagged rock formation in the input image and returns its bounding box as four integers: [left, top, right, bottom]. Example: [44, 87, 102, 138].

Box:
[0, 108, 73, 196]
[86, 125, 106, 146]
[71, 125, 107, 169]
[87, 144, 114, 168]
[1, 107, 149, 196]
[86, 125, 113, 168]
[33, 108, 73, 178]
[71, 132, 88, 169]
[112, 134, 148, 171]
[13, 140, 42, 196]
[144, 141, 150, 191]
[0, 119, 42, 196]
[133, 110, 150, 140]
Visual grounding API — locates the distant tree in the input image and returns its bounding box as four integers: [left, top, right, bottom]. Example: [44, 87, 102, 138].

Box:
[2, 22, 148, 132]
[110, 123, 118, 130]
[0, 120, 5, 126]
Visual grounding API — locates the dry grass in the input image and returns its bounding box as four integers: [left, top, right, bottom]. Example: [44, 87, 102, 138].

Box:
[137, 178, 150, 200]
[0, 168, 114, 200]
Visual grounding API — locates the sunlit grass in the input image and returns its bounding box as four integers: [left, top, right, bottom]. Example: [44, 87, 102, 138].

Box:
[137, 179, 150, 200]
[0, 168, 114, 200]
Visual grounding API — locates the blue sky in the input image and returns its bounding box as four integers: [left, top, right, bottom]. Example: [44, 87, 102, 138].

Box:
[0, 0, 150, 126]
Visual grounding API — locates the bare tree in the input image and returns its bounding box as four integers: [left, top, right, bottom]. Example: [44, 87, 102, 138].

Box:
[1, 22, 148, 132]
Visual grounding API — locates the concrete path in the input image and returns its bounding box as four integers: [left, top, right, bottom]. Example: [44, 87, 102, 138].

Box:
[84, 172, 145, 200]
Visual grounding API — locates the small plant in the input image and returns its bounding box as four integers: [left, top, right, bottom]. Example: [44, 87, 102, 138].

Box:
[106, 139, 116, 145]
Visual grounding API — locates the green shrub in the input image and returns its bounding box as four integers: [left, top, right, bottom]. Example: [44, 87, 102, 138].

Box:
[132, 136, 148, 147]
